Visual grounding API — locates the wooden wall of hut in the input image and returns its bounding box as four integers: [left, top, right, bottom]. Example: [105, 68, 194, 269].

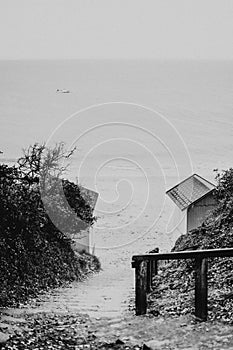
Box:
[187, 193, 217, 233]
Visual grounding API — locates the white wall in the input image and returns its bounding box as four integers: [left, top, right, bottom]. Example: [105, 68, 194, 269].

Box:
[166, 204, 187, 238]
[71, 227, 90, 253]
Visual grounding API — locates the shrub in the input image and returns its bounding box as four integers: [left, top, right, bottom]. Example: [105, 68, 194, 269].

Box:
[0, 143, 99, 306]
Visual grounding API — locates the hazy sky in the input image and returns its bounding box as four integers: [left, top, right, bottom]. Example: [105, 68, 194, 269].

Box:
[0, 0, 232, 60]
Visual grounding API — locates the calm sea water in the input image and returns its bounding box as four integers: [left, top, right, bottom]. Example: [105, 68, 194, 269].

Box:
[0, 60, 232, 248]
[0, 60, 232, 170]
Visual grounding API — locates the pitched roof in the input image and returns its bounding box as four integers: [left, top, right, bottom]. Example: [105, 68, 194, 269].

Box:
[166, 174, 215, 211]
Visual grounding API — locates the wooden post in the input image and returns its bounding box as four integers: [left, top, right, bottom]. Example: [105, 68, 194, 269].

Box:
[146, 260, 152, 292]
[195, 258, 208, 321]
[152, 260, 158, 276]
[150, 248, 159, 279]
[135, 260, 147, 315]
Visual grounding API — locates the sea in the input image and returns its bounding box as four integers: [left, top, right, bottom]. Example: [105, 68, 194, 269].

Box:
[0, 59, 232, 250]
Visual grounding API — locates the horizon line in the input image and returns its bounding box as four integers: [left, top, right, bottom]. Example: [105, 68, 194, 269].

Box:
[0, 57, 233, 62]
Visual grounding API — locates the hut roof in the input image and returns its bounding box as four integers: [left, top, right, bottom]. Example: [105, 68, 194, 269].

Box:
[166, 174, 215, 211]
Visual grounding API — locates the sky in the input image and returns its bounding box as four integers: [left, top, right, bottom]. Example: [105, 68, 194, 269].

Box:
[0, 0, 233, 60]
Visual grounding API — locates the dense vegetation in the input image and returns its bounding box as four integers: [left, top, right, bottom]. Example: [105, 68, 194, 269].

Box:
[0, 144, 100, 307]
[149, 169, 233, 323]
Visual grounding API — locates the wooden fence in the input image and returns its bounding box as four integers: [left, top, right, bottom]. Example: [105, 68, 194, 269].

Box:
[131, 247, 233, 321]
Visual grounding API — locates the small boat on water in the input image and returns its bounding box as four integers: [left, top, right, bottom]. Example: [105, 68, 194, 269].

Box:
[56, 89, 70, 93]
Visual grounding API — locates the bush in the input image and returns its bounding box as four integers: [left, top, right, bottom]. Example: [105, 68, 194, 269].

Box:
[0, 143, 100, 307]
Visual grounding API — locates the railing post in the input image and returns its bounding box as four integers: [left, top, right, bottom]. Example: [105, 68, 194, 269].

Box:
[150, 248, 159, 280]
[152, 260, 158, 276]
[146, 260, 151, 292]
[195, 257, 208, 321]
[134, 260, 147, 315]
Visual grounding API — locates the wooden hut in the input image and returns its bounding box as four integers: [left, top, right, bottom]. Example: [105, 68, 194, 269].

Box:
[166, 174, 217, 234]
[71, 186, 98, 253]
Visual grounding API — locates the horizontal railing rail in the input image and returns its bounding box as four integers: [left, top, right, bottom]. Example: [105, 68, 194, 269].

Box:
[132, 247, 233, 261]
[131, 247, 233, 320]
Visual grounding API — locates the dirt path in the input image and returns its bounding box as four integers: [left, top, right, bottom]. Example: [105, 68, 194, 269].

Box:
[1, 227, 233, 349]
[1, 291, 233, 349]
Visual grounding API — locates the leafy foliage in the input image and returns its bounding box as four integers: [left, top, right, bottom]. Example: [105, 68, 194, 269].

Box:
[0, 143, 99, 307]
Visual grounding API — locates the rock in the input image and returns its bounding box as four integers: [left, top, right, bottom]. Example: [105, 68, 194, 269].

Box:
[143, 339, 170, 350]
[115, 338, 125, 344]
[0, 331, 10, 345]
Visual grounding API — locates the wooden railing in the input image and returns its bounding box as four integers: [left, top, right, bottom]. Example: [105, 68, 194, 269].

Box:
[131, 247, 233, 321]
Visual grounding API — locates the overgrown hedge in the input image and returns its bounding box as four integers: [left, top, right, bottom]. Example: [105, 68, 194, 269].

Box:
[149, 169, 233, 323]
[0, 161, 100, 307]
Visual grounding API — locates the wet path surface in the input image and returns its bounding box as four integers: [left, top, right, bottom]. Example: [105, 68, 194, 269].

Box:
[23, 258, 135, 318]
[1, 229, 233, 349]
